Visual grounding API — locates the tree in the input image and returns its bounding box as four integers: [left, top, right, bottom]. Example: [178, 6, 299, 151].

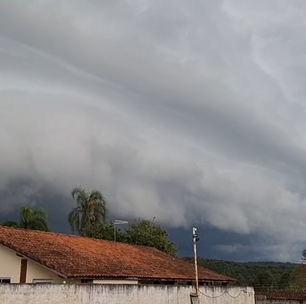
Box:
[83, 218, 177, 256]
[302, 249, 306, 264]
[288, 252, 306, 291]
[278, 272, 291, 289]
[184, 258, 297, 288]
[1, 221, 19, 228]
[68, 187, 108, 236]
[83, 222, 127, 242]
[1, 206, 49, 231]
[125, 219, 178, 256]
[19, 206, 49, 231]
[289, 265, 306, 290]
[254, 270, 277, 289]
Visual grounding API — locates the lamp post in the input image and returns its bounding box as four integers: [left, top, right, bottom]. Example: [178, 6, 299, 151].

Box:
[114, 220, 129, 242]
[192, 227, 200, 296]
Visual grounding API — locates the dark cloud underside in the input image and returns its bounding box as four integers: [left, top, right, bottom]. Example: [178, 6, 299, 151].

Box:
[1, 0, 306, 261]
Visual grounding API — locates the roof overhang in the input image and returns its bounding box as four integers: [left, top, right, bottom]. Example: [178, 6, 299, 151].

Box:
[0, 242, 68, 279]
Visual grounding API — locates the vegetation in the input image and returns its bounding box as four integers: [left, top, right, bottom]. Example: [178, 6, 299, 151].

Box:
[84, 218, 178, 256]
[124, 219, 177, 256]
[1, 186, 176, 256]
[19, 206, 49, 231]
[66, 186, 177, 255]
[1, 205, 49, 231]
[188, 251, 306, 290]
[83, 222, 127, 242]
[301, 249, 306, 263]
[1, 220, 19, 228]
[183, 257, 297, 289]
[68, 187, 108, 236]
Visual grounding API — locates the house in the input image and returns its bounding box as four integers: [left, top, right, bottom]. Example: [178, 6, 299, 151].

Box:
[0, 226, 235, 285]
[255, 291, 306, 304]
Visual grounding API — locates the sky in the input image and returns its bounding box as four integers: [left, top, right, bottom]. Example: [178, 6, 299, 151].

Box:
[0, 0, 306, 262]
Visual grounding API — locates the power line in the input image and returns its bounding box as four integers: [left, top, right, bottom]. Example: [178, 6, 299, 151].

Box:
[198, 289, 249, 299]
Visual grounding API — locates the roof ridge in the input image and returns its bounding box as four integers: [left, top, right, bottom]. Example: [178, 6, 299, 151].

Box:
[0, 225, 80, 238]
[0, 225, 175, 253]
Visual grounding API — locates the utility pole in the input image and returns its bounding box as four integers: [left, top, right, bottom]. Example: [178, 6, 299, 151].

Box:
[192, 227, 200, 296]
[113, 220, 129, 242]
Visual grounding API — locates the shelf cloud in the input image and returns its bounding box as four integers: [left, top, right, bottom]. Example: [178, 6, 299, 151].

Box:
[1, 0, 306, 261]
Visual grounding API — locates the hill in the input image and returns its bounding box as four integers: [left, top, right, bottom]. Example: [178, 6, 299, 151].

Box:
[183, 257, 298, 289]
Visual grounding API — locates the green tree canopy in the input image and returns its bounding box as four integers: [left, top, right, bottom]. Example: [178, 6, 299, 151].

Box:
[278, 272, 291, 290]
[68, 186, 108, 236]
[1, 206, 49, 231]
[183, 257, 297, 289]
[19, 206, 49, 231]
[288, 252, 306, 291]
[83, 218, 177, 256]
[254, 270, 278, 289]
[1, 221, 19, 228]
[124, 219, 177, 256]
[84, 222, 127, 242]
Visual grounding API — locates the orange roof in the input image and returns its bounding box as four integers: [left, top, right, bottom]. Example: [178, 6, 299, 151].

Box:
[0, 226, 234, 282]
[256, 291, 306, 301]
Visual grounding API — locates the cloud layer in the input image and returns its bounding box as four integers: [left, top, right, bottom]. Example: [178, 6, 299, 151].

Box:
[1, 0, 306, 261]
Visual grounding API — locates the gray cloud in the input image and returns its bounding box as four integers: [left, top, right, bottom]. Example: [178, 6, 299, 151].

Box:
[0, 0, 306, 261]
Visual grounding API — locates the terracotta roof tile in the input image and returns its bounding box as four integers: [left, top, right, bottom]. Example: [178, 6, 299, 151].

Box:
[256, 290, 306, 301]
[0, 226, 234, 282]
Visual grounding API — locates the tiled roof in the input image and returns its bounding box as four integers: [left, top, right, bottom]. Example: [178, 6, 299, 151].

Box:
[0, 226, 234, 282]
[256, 290, 306, 301]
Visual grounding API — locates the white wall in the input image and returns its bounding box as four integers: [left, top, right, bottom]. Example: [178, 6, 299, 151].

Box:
[0, 284, 255, 304]
[0, 244, 65, 284]
[26, 260, 64, 284]
[93, 279, 138, 285]
[0, 244, 21, 283]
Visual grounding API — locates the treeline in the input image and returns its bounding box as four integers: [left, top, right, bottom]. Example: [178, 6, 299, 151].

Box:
[1, 187, 177, 256]
[183, 257, 302, 289]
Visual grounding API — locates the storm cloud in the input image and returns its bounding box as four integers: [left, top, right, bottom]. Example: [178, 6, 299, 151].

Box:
[1, 0, 306, 261]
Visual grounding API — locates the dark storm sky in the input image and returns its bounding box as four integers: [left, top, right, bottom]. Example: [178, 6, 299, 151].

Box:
[1, 0, 306, 262]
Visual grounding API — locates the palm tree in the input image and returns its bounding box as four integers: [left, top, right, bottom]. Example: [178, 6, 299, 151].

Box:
[68, 187, 108, 236]
[19, 206, 49, 231]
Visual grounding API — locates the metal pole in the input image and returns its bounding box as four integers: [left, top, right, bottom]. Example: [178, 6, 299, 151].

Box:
[113, 220, 129, 242]
[114, 224, 116, 242]
[193, 227, 199, 296]
[194, 241, 199, 296]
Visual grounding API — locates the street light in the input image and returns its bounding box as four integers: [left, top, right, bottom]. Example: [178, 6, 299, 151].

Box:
[192, 227, 200, 296]
[114, 220, 129, 242]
